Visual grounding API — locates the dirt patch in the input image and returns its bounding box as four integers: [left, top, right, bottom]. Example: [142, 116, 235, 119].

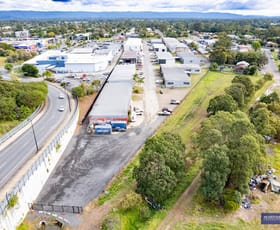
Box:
[76, 94, 97, 133]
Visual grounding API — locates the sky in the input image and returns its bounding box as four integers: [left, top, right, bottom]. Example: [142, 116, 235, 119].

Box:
[0, 0, 279, 16]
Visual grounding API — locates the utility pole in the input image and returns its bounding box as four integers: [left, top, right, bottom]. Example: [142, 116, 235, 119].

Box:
[28, 119, 39, 152]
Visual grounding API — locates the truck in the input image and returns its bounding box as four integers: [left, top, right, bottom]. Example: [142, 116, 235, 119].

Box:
[95, 124, 112, 135]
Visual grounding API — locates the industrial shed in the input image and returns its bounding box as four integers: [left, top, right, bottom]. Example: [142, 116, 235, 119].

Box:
[88, 82, 133, 124]
[124, 38, 143, 52]
[120, 51, 137, 64]
[108, 64, 136, 83]
[156, 52, 175, 65]
[161, 65, 191, 88]
[153, 43, 167, 52]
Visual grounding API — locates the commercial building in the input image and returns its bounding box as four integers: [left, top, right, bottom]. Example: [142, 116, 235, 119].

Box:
[120, 51, 138, 64]
[108, 64, 135, 83]
[160, 64, 191, 88]
[124, 38, 143, 52]
[156, 52, 175, 65]
[163, 37, 188, 53]
[88, 82, 133, 124]
[177, 51, 201, 65]
[153, 43, 167, 52]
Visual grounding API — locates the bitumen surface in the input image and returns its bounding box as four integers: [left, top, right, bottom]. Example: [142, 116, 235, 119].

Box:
[36, 117, 164, 206]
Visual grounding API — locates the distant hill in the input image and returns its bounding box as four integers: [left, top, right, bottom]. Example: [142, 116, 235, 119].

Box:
[0, 11, 269, 20]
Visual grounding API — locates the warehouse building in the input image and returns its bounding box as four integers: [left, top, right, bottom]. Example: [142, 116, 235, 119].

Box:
[124, 38, 143, 52]
[177, 51, 201, 65]
[108, 64, 136, 83]
[163, 37, 189, 53]
[156, 52, 175, 65]
[88, 82, 133, 125]
[160, 64, 191, 88]
[119, 50, 137, 64]
[153, 43, 167, 52]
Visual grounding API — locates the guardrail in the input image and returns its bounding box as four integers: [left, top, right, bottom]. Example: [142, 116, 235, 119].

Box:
[0, 97, 79, 216]
[0, 105, 42, 145]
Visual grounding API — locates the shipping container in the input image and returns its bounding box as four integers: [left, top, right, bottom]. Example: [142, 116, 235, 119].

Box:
[111, 121, 127, 131]
[95, 124, 112, 135]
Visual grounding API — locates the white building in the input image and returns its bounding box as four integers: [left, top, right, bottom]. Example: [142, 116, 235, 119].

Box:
[156, 52, 175, 65]
[15, 30, 29, 39]
[177, 52, 201, 65]
[163, 37, 188, 53]
[124, 38, 143, 52]
[161, 65, 191, 88]
[153, 43, 167, 52]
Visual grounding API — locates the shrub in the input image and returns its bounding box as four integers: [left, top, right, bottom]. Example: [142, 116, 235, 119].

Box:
[118, 192, 143, 211]
[264, 72, 273, 81]
[138, 206, 152, 221]
[7, 194, 18, 209]
[101, 214, 121, 230]
[255, 79, 265, 90]
[223, 189, 241, 212]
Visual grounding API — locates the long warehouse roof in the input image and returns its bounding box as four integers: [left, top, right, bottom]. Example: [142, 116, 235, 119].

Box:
[108, 64, 135, 82]
[88, 82, 133, 119]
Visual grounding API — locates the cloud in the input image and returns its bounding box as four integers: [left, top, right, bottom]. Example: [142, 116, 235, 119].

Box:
[0, 0, 278, 16]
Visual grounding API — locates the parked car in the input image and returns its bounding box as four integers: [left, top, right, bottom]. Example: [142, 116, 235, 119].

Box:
[134, 107, 144, 115]
[58, 105, 65, 112]
[170, 99, 180, 105]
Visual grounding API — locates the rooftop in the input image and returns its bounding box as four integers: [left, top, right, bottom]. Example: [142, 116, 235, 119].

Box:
[88, 82, 133, 119]
[156, 52, 174, 60]
[161, 65, 190, 82]
[108, 64, 136, 82]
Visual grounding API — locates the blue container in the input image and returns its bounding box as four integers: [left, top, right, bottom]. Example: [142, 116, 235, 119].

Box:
[95, 124, 112, 135]
[111, 121, 127, 131]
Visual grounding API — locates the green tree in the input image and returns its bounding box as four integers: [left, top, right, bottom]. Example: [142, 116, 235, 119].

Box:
[209, 49, 227, 65]
[0, 97, 16, 121]
[21, 64, 39, 77]
[4, 63, 13, 72]
[133, 152, 177, 203]
[251, 41, 261, 51]
[225, 83, 245, 108]
[201, 145, 230, 201]
[209, 62, 219, 71]
[71, 86, 84, 97]
[260, 92, 279, 104]
[207, 94, 238, 115]
[232, 75, 255, 98]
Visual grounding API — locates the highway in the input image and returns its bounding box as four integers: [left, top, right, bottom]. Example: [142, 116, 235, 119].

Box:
[0, 83, 70, 188]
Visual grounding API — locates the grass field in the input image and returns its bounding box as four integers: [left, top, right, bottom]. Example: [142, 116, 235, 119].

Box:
[0, 121, 20, 136]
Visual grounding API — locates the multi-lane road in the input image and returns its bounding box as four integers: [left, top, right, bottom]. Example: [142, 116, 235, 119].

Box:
[0, 83, 70, 188]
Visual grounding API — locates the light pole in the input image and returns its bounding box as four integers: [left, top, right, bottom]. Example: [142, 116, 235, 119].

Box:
[28, 118, 39, 152]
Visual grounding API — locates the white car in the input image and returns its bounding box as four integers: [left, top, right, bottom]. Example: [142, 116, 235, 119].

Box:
[58, 94, 65, 99]
[170, 99, 180, 105]
[58, 105, 65, 112]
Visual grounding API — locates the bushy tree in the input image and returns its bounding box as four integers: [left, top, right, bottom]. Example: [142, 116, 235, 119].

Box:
[207, 94, 238, 115]
[21, 64, 39, 77]
[201, 145, 230, 201]
[133, 152, 177, 203]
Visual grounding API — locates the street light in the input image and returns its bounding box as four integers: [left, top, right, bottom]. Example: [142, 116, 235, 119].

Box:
[28, 118, 39, 153]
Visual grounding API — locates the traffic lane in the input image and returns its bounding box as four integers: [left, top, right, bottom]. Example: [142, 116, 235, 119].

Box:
[0, 84, 69, 188]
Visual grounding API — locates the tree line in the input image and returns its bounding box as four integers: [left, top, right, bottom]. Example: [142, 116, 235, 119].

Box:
[196, 73, 274, 211]
[0, 81, 47, 121]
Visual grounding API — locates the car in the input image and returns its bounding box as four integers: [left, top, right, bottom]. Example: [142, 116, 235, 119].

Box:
[58, 94, 65, 99]
[58, 105, 65, 112]
[158, 111, 171, 116]
[162, 107, 173, 113]
[170, 99, 180, 105]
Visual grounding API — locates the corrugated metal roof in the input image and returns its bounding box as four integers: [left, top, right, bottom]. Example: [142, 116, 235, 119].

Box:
[89, 82, 132, 119]
[108, 64, 135, 82]
[161, 65, 190, 82]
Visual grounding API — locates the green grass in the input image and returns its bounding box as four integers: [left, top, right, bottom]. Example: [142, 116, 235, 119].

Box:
[174, 219, 257, 230]
[159, 71, 236, 147]
[0, 57, 6, 67]
[267, 144, 280, 172]
[0, 121, 20, 136]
